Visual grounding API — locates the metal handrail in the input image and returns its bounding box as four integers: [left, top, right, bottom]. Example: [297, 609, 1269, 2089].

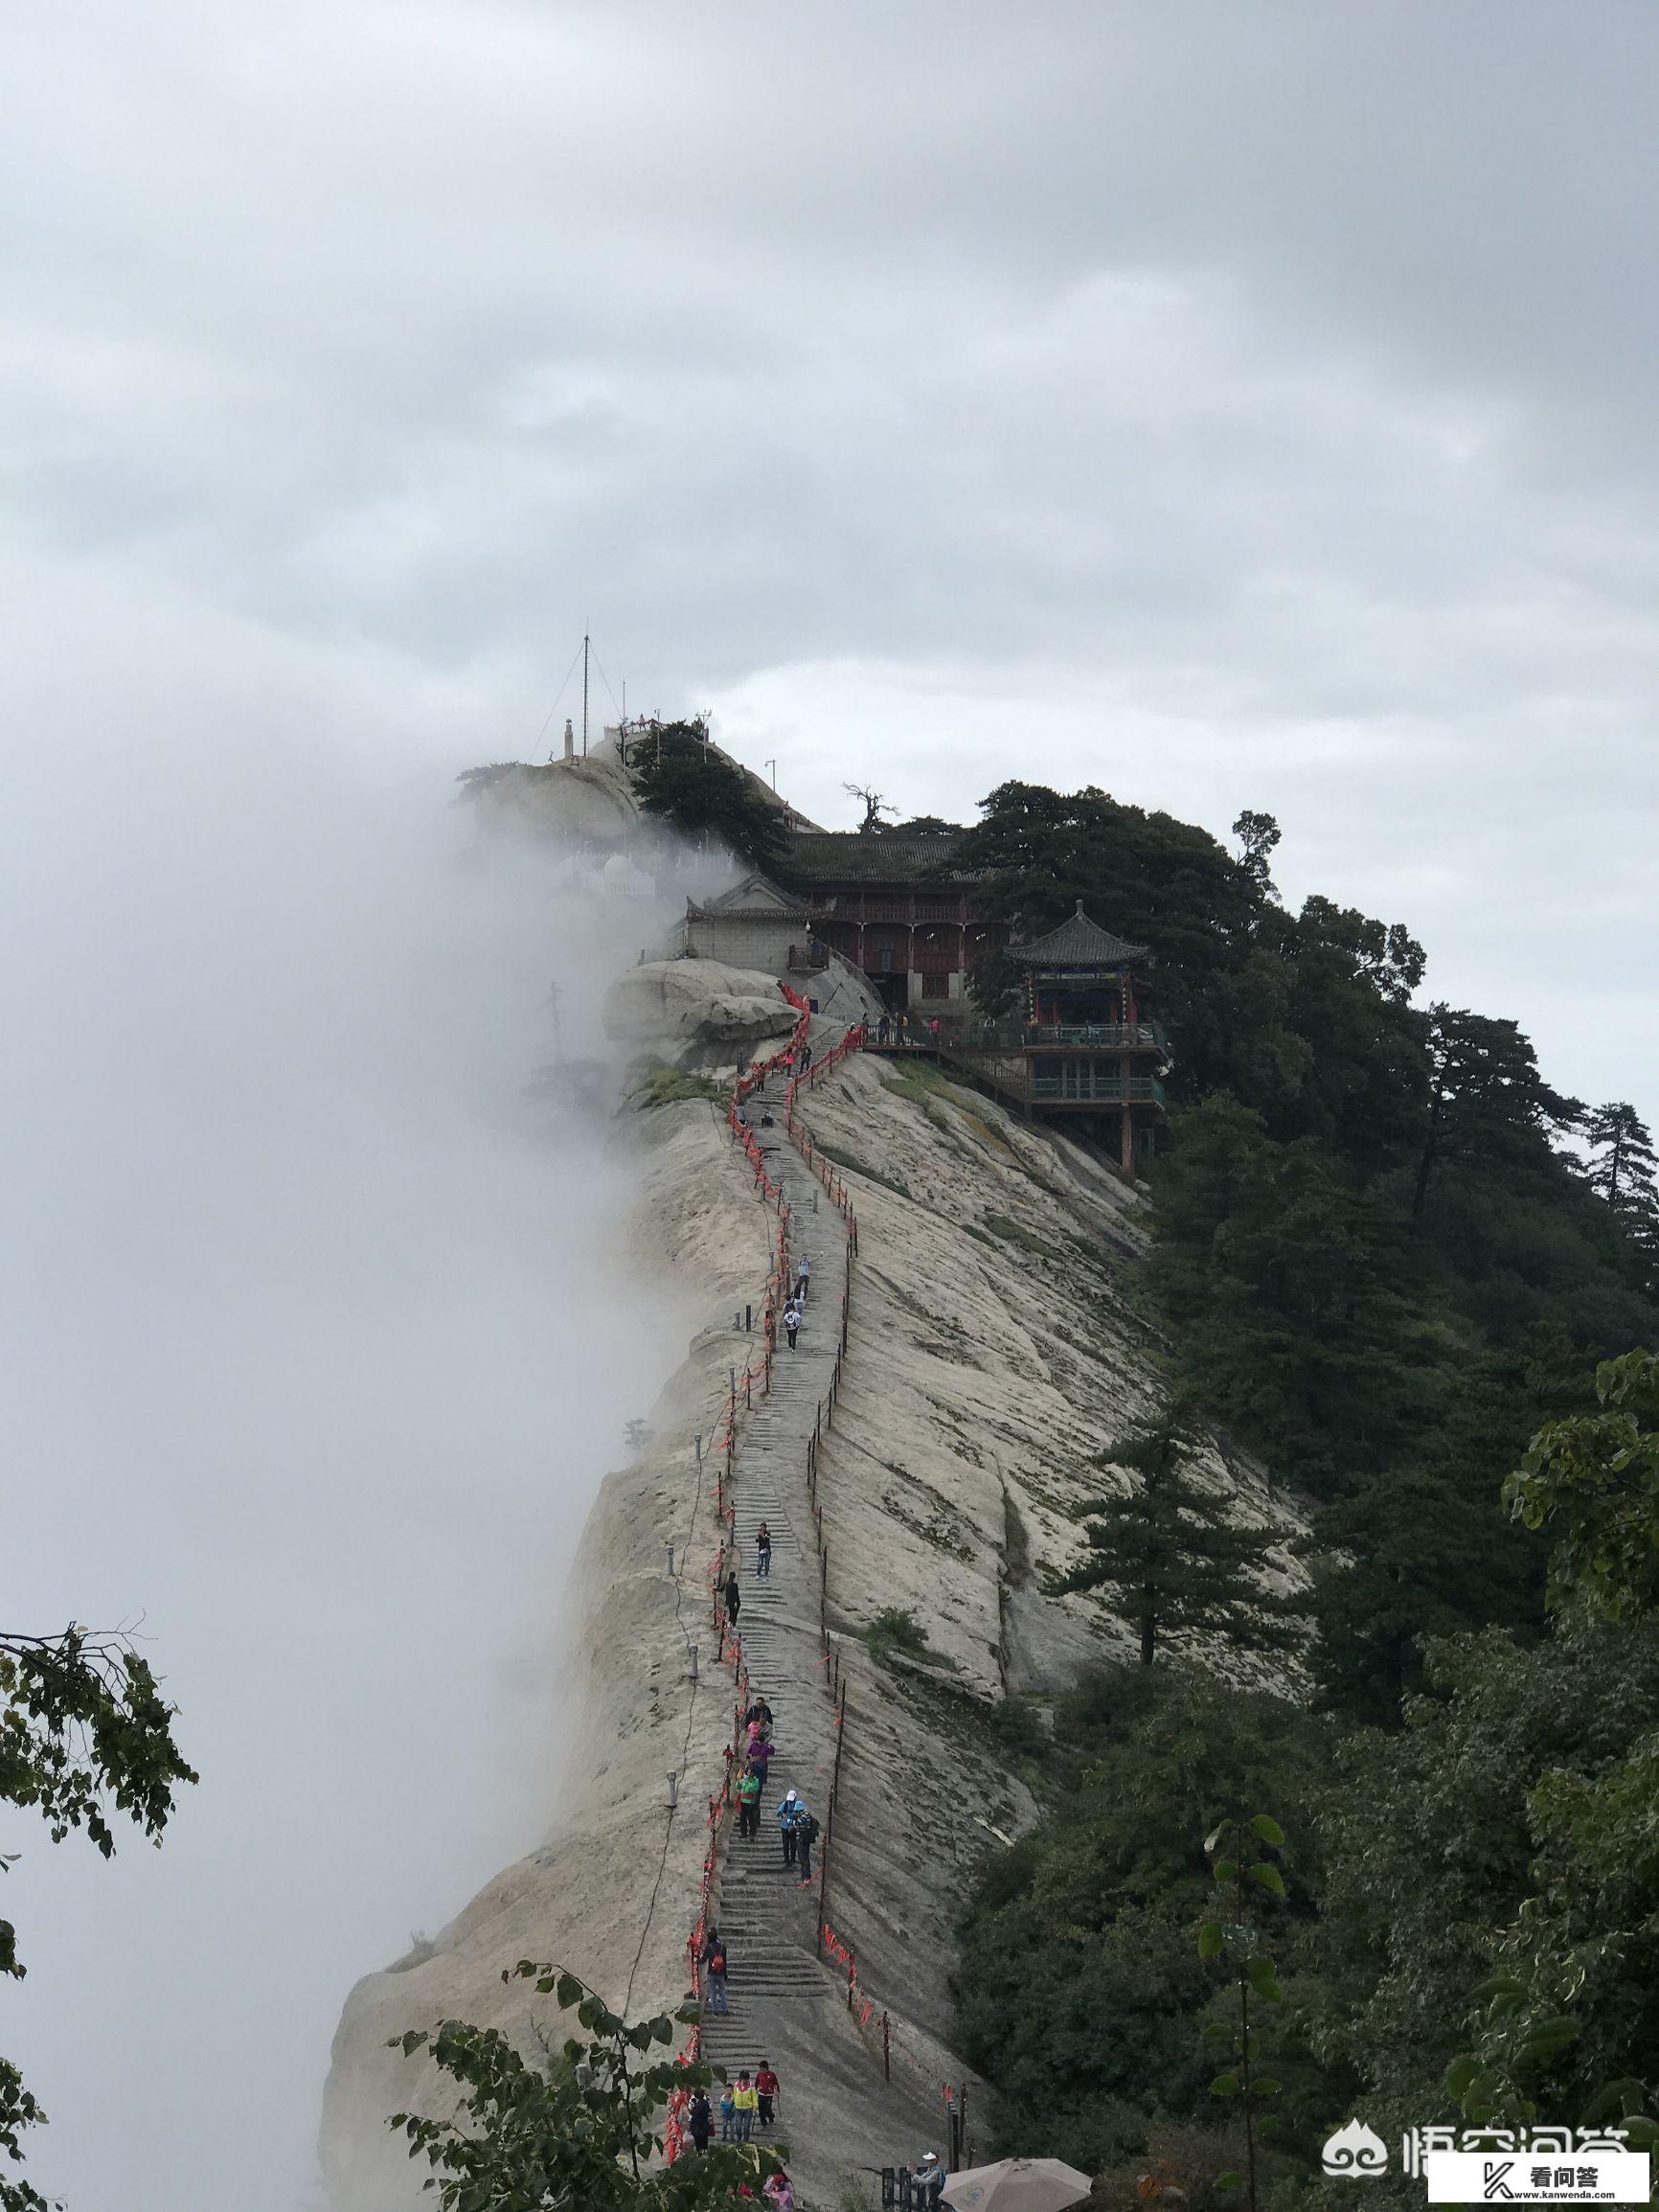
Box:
[945, 1019, 1168, 1053]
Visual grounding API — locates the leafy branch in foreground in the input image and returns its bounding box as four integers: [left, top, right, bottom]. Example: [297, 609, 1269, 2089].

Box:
[390, 1960, 784, 2209]
[1503, 1348, 1659, 1621]
[1198, 1813, 1288, 2212]
[1, 1621, 195, 2209]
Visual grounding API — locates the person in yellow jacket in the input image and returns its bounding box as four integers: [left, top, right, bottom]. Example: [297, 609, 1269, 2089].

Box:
[732, 2072, 760, 2142]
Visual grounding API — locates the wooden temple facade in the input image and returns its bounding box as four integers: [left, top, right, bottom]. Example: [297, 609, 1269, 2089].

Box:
[789, 832, 1005, 1012]
[907, 902, 1168, 1174]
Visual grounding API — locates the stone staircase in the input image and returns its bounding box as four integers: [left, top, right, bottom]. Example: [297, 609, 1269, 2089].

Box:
[697, 1058, 845, 2085]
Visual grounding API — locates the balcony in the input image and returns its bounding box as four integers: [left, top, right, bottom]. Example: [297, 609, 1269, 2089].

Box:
[949, 1020, 1169, 1055]
[1031, 1070, 1166, 1106]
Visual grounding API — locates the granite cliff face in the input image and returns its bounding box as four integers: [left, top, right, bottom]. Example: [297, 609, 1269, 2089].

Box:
[321, 974, 1307, 2209]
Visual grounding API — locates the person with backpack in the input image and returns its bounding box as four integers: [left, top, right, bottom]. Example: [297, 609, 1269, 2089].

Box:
[795, 1800, 821, 1885]
[737, 1764, 762, 1838]
[778, 1788, 802, 1868]
[784, 1304, 800, 1350]
[744, 1695, 773, 1732]
[687, 2088, 712, 2154]
[755, 2058, 781, 2130]
[756, 1519, 773, 1574]
[705, 1940, 729, 2014]
[913, 2151, 946, 2204]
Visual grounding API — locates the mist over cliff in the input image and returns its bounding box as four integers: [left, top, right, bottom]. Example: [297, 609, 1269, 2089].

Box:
[0, 629, 693, 2210]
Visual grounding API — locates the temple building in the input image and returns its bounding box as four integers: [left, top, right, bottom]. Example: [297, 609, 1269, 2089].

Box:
[927, 903, 1169, 1174]
[789, 830, 1006, 1013]
[682, 870, 815, 975]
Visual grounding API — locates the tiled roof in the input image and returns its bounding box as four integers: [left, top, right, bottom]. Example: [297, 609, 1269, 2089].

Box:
[1010, 901, 1150, 968]
[686, 871, 811, 920]
[789, 832, 987, 884]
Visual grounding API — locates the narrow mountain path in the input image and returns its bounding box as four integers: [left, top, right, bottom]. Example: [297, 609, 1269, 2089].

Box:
[693, 1035, 954, 2199]
[697, 1052, 845, 2082]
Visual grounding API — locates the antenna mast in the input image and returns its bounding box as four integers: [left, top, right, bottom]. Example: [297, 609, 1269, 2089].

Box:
[581, 630, 590, 757]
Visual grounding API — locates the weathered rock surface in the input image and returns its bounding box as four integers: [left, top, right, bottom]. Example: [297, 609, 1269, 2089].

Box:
[319, 1096, 775, 2211]
[321, 1038, 1309, 2209]
[604, 958, 800, 1052]
[791, 1052, 1308, 2105]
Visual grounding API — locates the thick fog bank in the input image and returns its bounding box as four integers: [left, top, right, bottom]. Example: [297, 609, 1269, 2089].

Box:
[0, 628, 692, 2209]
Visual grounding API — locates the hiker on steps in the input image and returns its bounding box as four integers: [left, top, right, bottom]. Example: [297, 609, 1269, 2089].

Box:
[755, 2058, 781, 2131]
[793, 1253, 811, 1303]
[779, 1787, 803, 1868]
[704, 1938, 729, 2014]
[717, 2086, 737, 2142]
[737, 1764, 761, 1837]
[784, 1304, 800, 1350]
[687, 2088, 712, 2154]
[744, 1694, 773, 1731]
[732, 2073, 760, 2142]
[748, 1733, 775, 1798]
[756, 1519, 773, 1574]
[794, 1800, 820, 1885]
[724, 1571, 741, 1629]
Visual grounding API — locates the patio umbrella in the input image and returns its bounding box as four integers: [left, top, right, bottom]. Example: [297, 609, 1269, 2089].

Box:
[942, 2156, 1094, 2212]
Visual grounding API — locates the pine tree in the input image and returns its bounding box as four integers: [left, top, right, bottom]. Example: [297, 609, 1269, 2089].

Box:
[1585, 1102, 1659, 1214]
[1050, 1413, 1301, 1665]
[627, 718, 793, 880]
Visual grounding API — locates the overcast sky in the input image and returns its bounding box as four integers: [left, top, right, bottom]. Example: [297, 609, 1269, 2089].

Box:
[4, 2, 1657, 1105]
[4, 4, 1658, 2201]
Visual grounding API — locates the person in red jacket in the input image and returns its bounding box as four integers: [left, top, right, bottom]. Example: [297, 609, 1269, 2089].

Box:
[755, 2058, 781, 2130]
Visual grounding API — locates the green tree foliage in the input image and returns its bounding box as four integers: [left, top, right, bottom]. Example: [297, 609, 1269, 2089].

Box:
[1302, 1339, 1576, 1724]
[1505, 1348, 1659, 1619]
[1583, 1102, 1659, 1217]
[390, 1961, 783, 2211]
[1048, 1412, 1300, 1664]
[1316, 1616, 1659, 2166]
[957, 783, 1652, 1456]
[1198, 1813, 1290, 2212]
[627, 719, 793, 879]
[953, 1670, 1338, 2175]
[1582, 1105, 1659, 1288]
[1231, 812, 1283, 904]
[1141, 1096, 1440, 1495]
[1305, 1464, 1545, 1725]
[1413, 1006, 1583, 1219]
[1, 1624, 196, 2210]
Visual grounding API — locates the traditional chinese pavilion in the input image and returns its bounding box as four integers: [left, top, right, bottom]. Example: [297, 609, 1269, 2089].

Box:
[934, 902, 1168, 1173]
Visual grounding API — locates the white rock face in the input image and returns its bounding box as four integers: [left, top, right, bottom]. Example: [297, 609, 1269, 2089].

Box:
[320, 1100, 771, 2211]
[603, 957, 800, 1049]
[320, 1040, 1309, 2208]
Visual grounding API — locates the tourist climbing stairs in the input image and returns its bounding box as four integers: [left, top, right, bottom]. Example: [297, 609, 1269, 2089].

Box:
[696, 1053, 844, 2082]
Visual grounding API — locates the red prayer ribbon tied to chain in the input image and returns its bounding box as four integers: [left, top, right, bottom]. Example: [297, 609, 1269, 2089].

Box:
[667, 997, 868, 2160]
